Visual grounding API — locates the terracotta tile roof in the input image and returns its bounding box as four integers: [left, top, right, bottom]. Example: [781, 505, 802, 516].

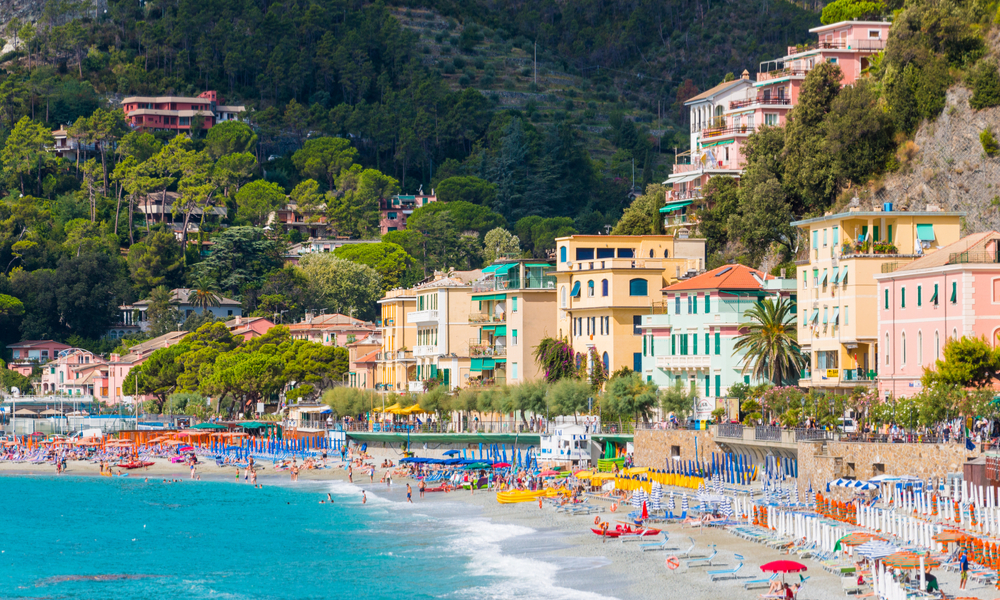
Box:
[6, 340, 71, 349]
[892, 231, 1000, 273]
[356, 349, 380, 363]
[662, 264, 772, 292]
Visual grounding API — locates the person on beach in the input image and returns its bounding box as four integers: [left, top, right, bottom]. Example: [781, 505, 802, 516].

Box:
[386, 471, 392, 487]
[327, 493, 333, 504]
[251, 469, 257, 486]
[348, 465, 353, 483]
[766, 580, 783, 595]
[406, 484, 412, 503]
[362, 490, 367, 504]
[419, 480, 426, 499]
[369, 466, 375, 482]
[959, 551, 969, 589]
[236, 468, 241, 481]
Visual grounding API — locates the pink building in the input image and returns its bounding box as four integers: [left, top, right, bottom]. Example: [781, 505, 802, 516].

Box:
[122, 91, 245, 132]
[663, 20, 891, 227]
[6, 340, 71, 376]
[225, 316, 275, 341]
[286, 313, 377, 347]
[874, 231, 1000, 399]
[347, 334, 382, 390]
[39, 348, 101, 396]
[379, 193, 437, 234]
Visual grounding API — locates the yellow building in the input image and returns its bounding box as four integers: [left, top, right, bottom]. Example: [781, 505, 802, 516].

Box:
[410, 270, 482, 391]
[792, 207, 963, 392]
[470, 260, 557, 386]
[376, 288, 416, 393]
[554, 234, 706, 374]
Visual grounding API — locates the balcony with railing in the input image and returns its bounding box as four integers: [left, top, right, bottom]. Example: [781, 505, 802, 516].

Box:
[655, 354, 712, 370]
[413, 344, 439, 357]
[728, 96, 793, 110]
[757, 67, 812, 83]
[663, 213, 698, 228]
[469, 312, 506, 324]
[408, 380, 424, 393]
[787, 38, 886, 55]
[376, 350, 414, 362]
[800, 367, 876, 387]
[701, 125, 755, 139]
[408, 309, 439, 324]
[948, 250, 1000, 265]
[470, 342, 507, 357]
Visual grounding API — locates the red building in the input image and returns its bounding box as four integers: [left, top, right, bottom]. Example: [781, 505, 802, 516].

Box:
[121, 91, 246, 132]
[379, 192, 437, 234]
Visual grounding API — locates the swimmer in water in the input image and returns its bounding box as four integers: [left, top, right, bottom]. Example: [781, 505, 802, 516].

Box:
[327, 493, 333, 504]
[362, 490, 367, 504]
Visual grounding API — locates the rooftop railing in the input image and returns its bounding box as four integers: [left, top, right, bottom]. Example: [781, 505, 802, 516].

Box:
[728, 97, 792, 110]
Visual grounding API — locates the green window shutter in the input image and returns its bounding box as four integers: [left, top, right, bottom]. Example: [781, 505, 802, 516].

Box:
[744, 375, 750, 384]
[651, 335, 654, 355]
[512, 297, 518, 311]
[812, 230, 818, 249]
[643, 336, 647, 356]
[901, 288, 905, 308]
[932, 284, 939, 305]
[693, 295, 698, 314]
[715, 332, 721, 355]
[715, 375, 721, 397]
[917, 286, 921, 306]
[874, 226, 880, 241]
[693, 333, 698, 355]
[705, 294, 710, 312]
[884, 289, 889, 310]
[705, 333, 710, 355]
[951, 281, 957, 303]
[671, 334, 676, 355]
[705, 374, 710, 397]
[887, 225, 893, 243]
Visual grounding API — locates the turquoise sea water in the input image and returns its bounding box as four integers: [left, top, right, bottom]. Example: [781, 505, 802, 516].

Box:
[0, 476, 615, 600]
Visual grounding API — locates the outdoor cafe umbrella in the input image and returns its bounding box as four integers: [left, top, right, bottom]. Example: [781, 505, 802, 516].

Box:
[932, 531, 964, 543]
[881, 553, 940, 570]
[39, 409, 62, 416]
[14, 409, 37, 416]
[442, 450, 461, 456]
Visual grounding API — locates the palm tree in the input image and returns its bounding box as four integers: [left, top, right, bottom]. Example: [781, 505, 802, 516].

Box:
[733, 297, 805, 386]
[191, 278, 221, 312]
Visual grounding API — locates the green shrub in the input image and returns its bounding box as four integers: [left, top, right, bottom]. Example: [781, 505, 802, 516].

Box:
[821, 0, 884, 25]
[982, 128, 1000, 157]
[458, 74, 471, 86]
[970, 59, 1000, 110]
[452, 56, 466, 69]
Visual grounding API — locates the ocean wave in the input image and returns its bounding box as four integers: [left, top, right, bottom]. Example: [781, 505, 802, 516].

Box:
[443, 519, 619, 600]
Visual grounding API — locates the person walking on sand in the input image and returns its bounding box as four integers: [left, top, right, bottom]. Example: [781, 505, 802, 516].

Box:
[369, 466, 375, 482]
[190, 462, 196, 480]
[406, 484, 412, 503]
[960, 551, 969, 589]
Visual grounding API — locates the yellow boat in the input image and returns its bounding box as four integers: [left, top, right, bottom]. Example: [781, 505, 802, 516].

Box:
[496, 487, 569, 504]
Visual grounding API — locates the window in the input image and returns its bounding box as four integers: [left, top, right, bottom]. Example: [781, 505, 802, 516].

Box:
[917, 286, 922, 307]
[512, 329, 518, 345]
[633, 353, 641, 371]
[671, 334, 676, 355]
[629, 279, 648, 296]
[705, 374, 710, 397]
[832, 226, 839, 255]
[823, 228, 828, 247]
[803, 270, 807, 290]
[587, 280, 595, 297]
[812, 230, 818, 249]
[884, 289, 889, 310]
[512, 363, 518, 380]
[512, 297, 518, 312]
[951, 281, 957, 304]
[901, 287, 905, 308]
[575, 248, 594, 260]
[917, 331, 922, 364]
[885, 333, 890, 366]
[617, 248, 634, 258]
[388, 212, 397, 220]
[675, 295, 681, 314]
[693, 334, 698, 355]
[597, 248, 615, 259]
[633, 315, 642, 335]
[561, 286, 567, 308]
[693, 294, 698, 314]
[765, 113, 778, 126]
[813, 269, 819, 286]
[844, 307, 849, 326]
[602, 279, 608, 297]
[705, 333, 710, 356]
[715, 375, 721, 398]
[935, 331, 940, 359]
[868, 29, 881, 38]
[560, 247, 567, 262]
[704, 294, 710, 313]
[663, 249, 669, 258]
[643, 336, 647, 356]
[715, 332, 721, 355]
[901, 332, 906, 365]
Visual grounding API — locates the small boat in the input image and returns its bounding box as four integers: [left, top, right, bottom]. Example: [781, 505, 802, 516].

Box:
[116, 461, 154, 470]
[590, 525, 661, 538]
[496, 487, 570, 504]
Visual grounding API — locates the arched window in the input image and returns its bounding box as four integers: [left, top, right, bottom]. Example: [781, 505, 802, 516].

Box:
[587, 280, 595, 297]
[901, 332, 906, 365]
[917, 331, 922, 365]
[953, 328, 958, 340]
[663, 249, 669, 258]
[602, 352, 609, 372]
[935, 331, 940, 359]
[629, 278, 648, 297]
[560, 286, 567, 308]
[649, 249, 654, 258]
[885, 332, 890, 366]
[601, 279, 609, 297]
[559, 246, 567, 262]
[714, 104, 723, 126]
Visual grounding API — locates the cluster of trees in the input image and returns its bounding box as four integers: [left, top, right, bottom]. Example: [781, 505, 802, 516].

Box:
[124, 323, 348, 415]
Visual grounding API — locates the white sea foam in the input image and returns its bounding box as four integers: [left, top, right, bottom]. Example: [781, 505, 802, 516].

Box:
[444, 518, 618, 600]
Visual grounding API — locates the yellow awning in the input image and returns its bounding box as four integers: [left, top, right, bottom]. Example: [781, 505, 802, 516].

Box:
[376, 403, 401, 413]
[623, 467, 649, 475]
[400, 404, 431, 415]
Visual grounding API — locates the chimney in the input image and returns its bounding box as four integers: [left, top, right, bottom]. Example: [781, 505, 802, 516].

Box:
[110, 353, 120, 362]
[235, 315, 242, 326]
[306, 311, 314, 324]
[741, 69, 750, 80]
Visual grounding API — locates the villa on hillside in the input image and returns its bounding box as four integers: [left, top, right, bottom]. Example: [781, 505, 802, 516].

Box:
[113, 288, 243, 337]
[122, 91, 245, 132]
[662, 20, 891, 227]
[380, 191, 437, 234]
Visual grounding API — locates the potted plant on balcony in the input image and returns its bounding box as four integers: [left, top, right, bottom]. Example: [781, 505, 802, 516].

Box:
[841, 241, 854, 255]
[740, 124, 747, 133]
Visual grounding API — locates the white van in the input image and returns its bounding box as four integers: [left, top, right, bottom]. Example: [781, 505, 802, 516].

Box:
[837, 418, 857, 433]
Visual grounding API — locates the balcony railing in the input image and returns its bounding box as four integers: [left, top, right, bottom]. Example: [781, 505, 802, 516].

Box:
[717, 423, 743, 438]
[728, 97, 792, 110]
[788, 39, 886, 54]
[408, 309, 439, 323]
[757, 68, 811, 82]
[701, 126, 755, 139]
[413, 344, 438, 357]
[376, 350, 413, 362]
[664, 214, 698, 228]
[469, 313, 505, 324]
[755, 425, 781, 442]
[948, 251, 1000, 265]
[470, 343, 507, 357]
[666, 188, 702, 202]
[655, 355, 712, 370]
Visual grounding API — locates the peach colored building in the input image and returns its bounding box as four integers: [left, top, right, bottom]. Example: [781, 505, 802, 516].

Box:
[379, 193, 437, 234]
[875, 231, 1000, 399]
[286, 313, 376, 347]
[663, 20, 891, 227]
[225, 316, 275, 341]
[347, 334, 382, 390]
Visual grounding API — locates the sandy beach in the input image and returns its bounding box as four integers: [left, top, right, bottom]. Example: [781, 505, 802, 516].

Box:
[0, 451, 991, 600]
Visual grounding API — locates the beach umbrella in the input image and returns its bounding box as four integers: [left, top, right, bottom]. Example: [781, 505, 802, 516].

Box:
[651, 481, 663, 511]
[855, 541, 899, 560]
[723, 497, 734, 518]
[631, 488, 644, 508]
[932, 530, 964, 543]
[760, 560, 807, 583]
[642, 501, 648, 521]
[668, 493, 676, 512]
[681, 495, 689, 514]
[443, 450, 461, 456]
[881, 553, 940, 570]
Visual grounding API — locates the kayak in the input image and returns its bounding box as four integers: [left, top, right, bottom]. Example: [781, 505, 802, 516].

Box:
[496, 487, 569, 504]
[591, 525, 661, 538]
[424, 484, 454, 492]
[116, 461, 155, 469]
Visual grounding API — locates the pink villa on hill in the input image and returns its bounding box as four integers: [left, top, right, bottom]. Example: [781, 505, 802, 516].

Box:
[874, 231, 1000, 399]
[122, 90, 245, 132]
[379, 192, 437, 234]
[663, 20, 890, 229]
[6, 340, 71, 376]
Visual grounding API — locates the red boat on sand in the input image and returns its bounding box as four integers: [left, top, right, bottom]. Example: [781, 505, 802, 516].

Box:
[591, 524, 661, 538]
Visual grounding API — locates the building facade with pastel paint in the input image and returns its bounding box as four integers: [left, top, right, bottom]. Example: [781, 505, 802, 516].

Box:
[469, 260, 557, 386]
[793, 207, 963, 394]
[554, 234, 706, 375]
[641, 265, 796, 420]
[875, 231, 1000, 399]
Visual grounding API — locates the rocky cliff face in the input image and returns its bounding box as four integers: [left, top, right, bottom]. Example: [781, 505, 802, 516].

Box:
[880, 87, 1000, 235]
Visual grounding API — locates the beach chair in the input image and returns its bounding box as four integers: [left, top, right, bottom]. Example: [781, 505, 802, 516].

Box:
[743, 573, 777, 590]
[639, 533, 677, 552]
[686, 546, 719, 568]
[708, 555, 745, 581]
[841, 577, 866, 595]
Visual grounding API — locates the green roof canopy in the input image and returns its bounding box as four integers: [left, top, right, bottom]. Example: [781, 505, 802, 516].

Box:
[191, 422, 227, 430]
[660, 200, 693, 213]
[917, 224, 936, 242]
[831, 266, 841, 284]
[482, 264, 501, 274]
[239, 422, 268, 428]
[494, 263, 518, 275]
[495, 325, 507, 336]
[525, 263, 552, 268]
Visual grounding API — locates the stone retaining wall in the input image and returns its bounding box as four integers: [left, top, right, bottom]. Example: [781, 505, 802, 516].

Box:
[634, 429, 724, 469]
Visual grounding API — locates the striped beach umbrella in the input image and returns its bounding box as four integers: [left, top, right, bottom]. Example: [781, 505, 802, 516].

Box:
[631, 488, 644, 508]
[668, 492, 676, 512]
[651, 481, 663, 511]
[793, 486, 800, 505]
[681, 495, 689, 514]
[723, 497, 734, 518]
